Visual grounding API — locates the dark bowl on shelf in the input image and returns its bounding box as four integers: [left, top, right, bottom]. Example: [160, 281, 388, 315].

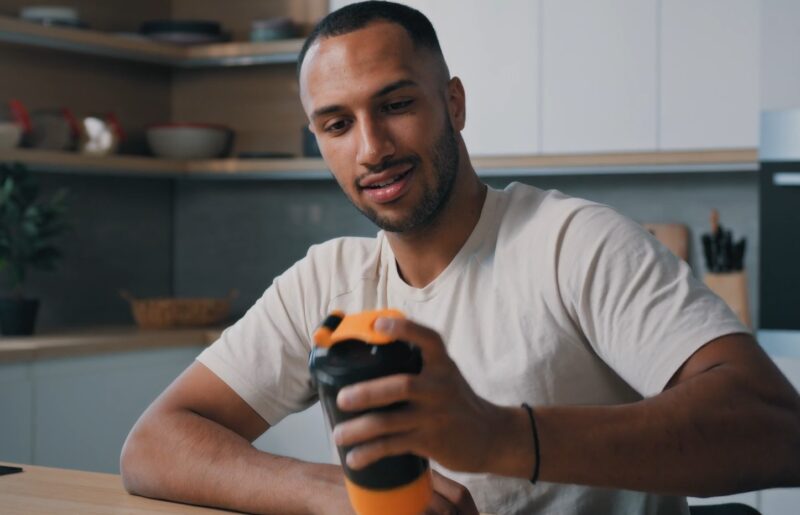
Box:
[139, 20, 230, 44]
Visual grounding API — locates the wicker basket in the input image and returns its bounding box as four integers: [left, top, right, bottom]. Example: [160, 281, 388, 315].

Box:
[120, 290, 237, 329]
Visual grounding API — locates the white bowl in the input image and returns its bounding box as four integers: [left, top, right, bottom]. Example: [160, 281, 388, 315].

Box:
[20, 6, 80, 24]
[0, 122, 23, 150]
[146, 124, 232, 159]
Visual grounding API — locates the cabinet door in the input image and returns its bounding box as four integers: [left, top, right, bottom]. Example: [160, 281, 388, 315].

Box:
[659, 0, 759, 150]
[761, 0, 800, 110]
[33, 346, 203, 473]
[541, 0, 658, 153]
[760, 355, 800, 515]
[0, 363, 33, 464]
[329, 0, 541, 156]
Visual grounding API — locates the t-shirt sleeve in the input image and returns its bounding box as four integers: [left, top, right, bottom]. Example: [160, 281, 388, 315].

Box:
[557, 204, 749, 397]
[196, 249, 325, 426]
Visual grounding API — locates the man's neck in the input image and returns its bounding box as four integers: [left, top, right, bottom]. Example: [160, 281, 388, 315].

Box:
[386, 162, 487, 289]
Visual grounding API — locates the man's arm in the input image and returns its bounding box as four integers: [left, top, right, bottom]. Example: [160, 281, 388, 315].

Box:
[530, 331, 800, 496]
[120, 362, 349, 514]
[122, 361, 481, 515]
[334, 319, 800, 497]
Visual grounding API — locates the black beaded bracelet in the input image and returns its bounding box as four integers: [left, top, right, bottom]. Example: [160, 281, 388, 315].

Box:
[521, 402, 540, 484]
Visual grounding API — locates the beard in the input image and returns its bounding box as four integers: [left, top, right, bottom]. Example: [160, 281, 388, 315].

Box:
[350, 116, 460, 233]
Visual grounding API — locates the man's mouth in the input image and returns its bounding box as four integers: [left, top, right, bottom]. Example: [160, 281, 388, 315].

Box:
[364, 169, 411, 189]
[359, 163, 415, 204]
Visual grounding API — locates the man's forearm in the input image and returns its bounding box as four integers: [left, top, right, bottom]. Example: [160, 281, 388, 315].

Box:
[490, 364, 800, 497]
[121, 408, 341, 514]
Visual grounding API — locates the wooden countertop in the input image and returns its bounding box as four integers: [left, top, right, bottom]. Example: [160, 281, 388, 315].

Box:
[0, 326, 222, 363]
[0, 462, 495, 514]
[0, 462, 234, 514]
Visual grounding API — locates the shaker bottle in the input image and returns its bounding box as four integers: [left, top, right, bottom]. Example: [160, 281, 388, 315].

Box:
[309, 309, 433, 515]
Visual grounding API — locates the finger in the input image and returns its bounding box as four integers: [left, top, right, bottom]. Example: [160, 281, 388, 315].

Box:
[424, 491, 456, 515]
[374, 317, 446, 361]
[432, 470, 479, 515]
[333, 406, 417, 447]
[337, 373, 417, 411]
[345, 432, 416, 470]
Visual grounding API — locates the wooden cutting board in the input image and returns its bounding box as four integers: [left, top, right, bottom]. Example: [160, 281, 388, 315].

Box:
[643, 223, 689, 261]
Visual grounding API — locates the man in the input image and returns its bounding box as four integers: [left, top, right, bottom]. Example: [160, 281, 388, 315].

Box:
[121, 2, 800, 514]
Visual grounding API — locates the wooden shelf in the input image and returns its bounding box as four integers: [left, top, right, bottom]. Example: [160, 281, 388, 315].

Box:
[0, 149, 329, 178]
[0, 148, 758, 180]
[472, 148, 759, 176]
[0, 15, 303, 67]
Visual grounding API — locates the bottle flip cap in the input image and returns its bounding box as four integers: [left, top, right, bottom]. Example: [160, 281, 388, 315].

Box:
[313, 309, 405, 348]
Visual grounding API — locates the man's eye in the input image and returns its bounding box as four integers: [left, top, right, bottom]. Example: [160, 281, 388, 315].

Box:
[324, 120, 350, 133]
[384, 99, 413, 112]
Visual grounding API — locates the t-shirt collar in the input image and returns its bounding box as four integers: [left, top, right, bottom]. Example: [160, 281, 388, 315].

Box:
[382, 186, 500, 302]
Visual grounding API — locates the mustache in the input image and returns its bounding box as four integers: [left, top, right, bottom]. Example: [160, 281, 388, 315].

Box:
[356, 156, 420, 187]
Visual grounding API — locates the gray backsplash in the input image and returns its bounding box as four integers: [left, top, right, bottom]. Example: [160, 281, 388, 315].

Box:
[174, 170, 760, 325]
[10, 173, 174, 331]
[11, 169, 758, 332]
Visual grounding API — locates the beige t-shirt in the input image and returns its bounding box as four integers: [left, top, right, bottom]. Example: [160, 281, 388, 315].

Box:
[197, 182, 747, 514]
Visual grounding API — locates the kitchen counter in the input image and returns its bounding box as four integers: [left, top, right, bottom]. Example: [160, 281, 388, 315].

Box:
[0, 326, 222, 363]
[0, 462, 234, 514]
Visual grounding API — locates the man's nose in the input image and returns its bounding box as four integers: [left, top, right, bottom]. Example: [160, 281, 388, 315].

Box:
[356, 117, 395, 169]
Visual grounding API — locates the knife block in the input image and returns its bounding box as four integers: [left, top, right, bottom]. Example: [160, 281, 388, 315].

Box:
[704, 271, 751, 328]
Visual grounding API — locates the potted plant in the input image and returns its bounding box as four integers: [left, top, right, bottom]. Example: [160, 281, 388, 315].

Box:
[0, 163, 68, 335]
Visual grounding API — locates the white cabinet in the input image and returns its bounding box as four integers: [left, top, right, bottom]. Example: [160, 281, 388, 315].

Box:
[329, 0, 762, 156]
[0, 346, 204, 473]
[32, 347, 203, 473]
[541, 0, 658, 153]
[659, 0, 759, 150]
[758, 352, 800, 515]
[0, 345, 335, 473]
[330, 0, 541, 156]
[0, 363, 33, 464]
[761, 0, 800, 110]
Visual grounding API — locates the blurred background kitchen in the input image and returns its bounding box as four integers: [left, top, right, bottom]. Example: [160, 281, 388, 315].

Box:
[0, 1, 798, 513]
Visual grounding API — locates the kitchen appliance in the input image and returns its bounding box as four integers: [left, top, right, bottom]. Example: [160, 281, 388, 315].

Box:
[758, 109, 800, 351]
[309, 310, 433, 515]
[0, 122, 23, 150]
[28, 108, 81, 151]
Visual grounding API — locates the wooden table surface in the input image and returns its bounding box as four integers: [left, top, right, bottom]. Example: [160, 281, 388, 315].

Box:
[0, 463, 234, 514]
[1, 462, 495, 514]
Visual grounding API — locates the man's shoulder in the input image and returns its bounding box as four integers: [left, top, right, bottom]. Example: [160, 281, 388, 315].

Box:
[498, 182, 608, 234]
[305, 235, 381, 267]
[294, 234, 384, 285]
[503, 182, 600, 213]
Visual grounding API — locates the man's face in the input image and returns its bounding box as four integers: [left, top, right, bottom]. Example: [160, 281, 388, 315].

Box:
[299, 22, 461, 233]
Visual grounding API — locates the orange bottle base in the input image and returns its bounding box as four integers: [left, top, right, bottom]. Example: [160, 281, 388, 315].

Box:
[344, 470, 433, 515]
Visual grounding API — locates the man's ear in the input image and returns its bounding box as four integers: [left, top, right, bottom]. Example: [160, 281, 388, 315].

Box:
[447, 76, 466, 132]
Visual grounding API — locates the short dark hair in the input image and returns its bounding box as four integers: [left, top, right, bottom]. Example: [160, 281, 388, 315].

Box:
[297, 1, 446, 79]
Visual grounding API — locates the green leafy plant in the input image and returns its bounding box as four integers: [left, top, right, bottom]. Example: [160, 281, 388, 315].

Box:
[0, 163, 69, 298]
